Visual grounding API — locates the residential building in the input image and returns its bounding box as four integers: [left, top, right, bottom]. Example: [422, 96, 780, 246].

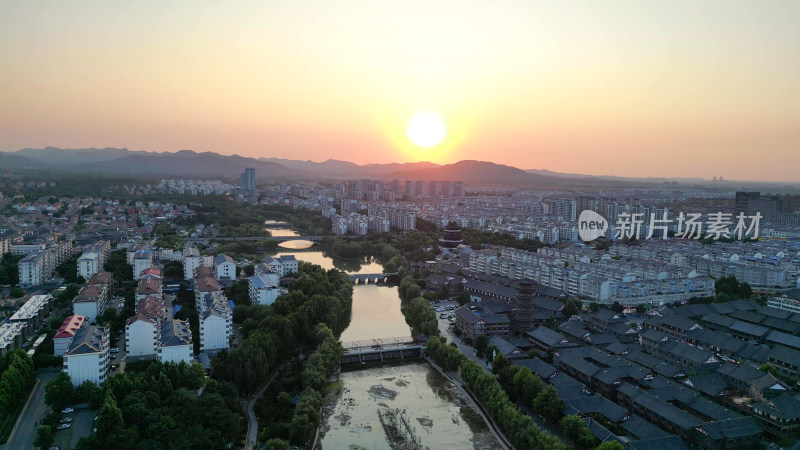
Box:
[8, 294, 52, 337]
[73, 283, 109, 323]
[261, 255, 298, 277]
[215, 254, 236, 281]
[18, 250, 50, 287]
[132, 249, 152, 280]
[248, 264, 281, 305]
[54, 315, 88, 356]
[196, 291, 232, 352]
[63, 323, 110, 386]
[77, 241, 110, 280]
[157, 319, 193, 364]
[0, 322, 25, 356]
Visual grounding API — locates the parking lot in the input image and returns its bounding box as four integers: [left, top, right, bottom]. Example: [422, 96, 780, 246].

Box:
[52, 408, 95, 449]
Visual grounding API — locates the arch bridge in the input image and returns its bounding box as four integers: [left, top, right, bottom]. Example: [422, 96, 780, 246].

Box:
[349, 273, 397, 284]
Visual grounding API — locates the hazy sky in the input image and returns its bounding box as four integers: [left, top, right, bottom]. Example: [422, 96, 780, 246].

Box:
[1, 1, 799, 181]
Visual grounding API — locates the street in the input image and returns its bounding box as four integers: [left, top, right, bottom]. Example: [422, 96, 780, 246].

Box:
[1, 369, 60, 450]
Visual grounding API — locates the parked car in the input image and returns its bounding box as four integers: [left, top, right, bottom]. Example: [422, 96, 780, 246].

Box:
[60, 417, 73, 423]
[110, 348, 120, 353]
[60, 407, 74, 414]
[56, 423, 71, 430]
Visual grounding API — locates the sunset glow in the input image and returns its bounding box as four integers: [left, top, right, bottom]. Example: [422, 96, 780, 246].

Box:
[406, 112, 446, 149]
[1, 1, 799, 180]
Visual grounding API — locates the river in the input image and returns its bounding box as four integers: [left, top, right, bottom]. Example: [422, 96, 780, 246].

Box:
[268, 223, 500, 449]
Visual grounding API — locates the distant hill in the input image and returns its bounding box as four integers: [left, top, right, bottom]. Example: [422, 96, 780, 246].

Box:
[385, 160, 619, 186]
[3, 147, 299, 180]
[259, 157, 439, 178]
[1, 147, 637, 186]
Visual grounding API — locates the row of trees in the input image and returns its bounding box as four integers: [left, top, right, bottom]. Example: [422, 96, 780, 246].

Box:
[0, 253, 22, 286]
[459, 357, 567, 450]
[0, 350, 35, 421]
[289, 324, 343, 446]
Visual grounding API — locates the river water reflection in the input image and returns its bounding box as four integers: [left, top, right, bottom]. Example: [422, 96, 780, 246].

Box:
[269, 243, 410, 340]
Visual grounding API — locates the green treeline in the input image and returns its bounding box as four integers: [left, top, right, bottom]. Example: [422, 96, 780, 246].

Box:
[426, 337, 568, 450]
[212, 262, 352, 397]
[0, 350, 35, 424]
[460, 356, 567, 450]
[71, 361, 239, 449]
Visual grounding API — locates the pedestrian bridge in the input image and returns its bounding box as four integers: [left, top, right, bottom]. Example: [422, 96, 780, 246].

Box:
[349, 273, 397, 284]
[340, 336, 424, 365]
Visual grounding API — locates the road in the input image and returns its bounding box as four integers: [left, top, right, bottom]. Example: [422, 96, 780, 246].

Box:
[434, 303, 490, 373]
[244, 366, 284, 450]
[1, 369, 60, 450]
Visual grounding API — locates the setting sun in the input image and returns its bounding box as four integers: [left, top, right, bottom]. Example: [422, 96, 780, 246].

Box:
[406, 112, 446, 148]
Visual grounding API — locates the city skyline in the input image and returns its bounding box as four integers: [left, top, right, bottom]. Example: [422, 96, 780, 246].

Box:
[1, 2, 799, 182]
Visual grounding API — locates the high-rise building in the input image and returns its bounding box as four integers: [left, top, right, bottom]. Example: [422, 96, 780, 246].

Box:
[414, 181, 426, 197]
[428, 180, 440, 197]
[405, 180, 415, 198]
[452, 181, 465, 197]
[735, 191, 760, 215]
[441, 181, 453, 197]
[241, 168, 256, 191]
[390, 180, 401, 195]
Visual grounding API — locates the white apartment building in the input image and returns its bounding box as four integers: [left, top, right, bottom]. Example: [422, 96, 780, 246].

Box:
[261, 255, 298, 277]
[157, 319, 193, 364]
[248, 265, 281, 305]
[72, 283, 109, 323]
[196, 291, 232, 352]
[77, 241, 110, 280]
[125, 313, 160, 358]
[19, 250, 50, 287]
[63, 323, 110, 386]
[183, 247, 212, 280]
[215, 254, 236, 281]
[9, 242, 46, 256]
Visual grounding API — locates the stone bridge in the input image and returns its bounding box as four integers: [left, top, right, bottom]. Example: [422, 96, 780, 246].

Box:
[349, 273, 397, 284]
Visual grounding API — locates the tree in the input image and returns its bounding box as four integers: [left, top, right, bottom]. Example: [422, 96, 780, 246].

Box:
[596, 442, 625, 450]
[611, 301, 624, 313]
[9, 288, 24, 298]
[263, 439, 290, 450]
[533, 385, 563, 422]
[564, 298, 579, 319]
[164, 261, 184, 279]
[45, 372, 74, 412]
[474, 334, 489, 358]
[33, 425, 54, 449]
[456, 291, 471, 306]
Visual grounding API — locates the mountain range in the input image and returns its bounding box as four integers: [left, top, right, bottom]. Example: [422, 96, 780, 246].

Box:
[0, 147, 671, 186]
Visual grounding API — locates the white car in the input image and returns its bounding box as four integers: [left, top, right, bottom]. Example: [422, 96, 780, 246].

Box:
[60, 407, 74, 414]
[60, 417, 73, 423]
[57, 423, 71, 430]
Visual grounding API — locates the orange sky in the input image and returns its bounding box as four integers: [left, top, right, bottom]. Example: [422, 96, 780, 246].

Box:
[1, 1, 799, 181]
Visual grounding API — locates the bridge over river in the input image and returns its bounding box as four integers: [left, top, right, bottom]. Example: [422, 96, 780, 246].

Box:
[213, 235, 326, 243]
[340, 336, 424, 365]
[349, 273, 397, 284]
